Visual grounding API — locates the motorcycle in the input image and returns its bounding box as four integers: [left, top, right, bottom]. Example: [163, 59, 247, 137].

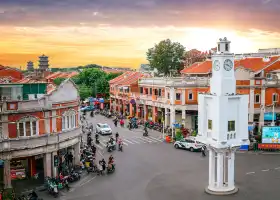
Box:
[95, 137, 100, 144]
[107, 141, 116, 152]
[90, 111, 94, 117]
[107, 164, 115, 174]
[46, 178, 59, 198]
[143, 129, 148, 137]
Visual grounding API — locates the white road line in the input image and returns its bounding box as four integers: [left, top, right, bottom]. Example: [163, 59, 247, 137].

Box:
[128, 138, 141, 144]
[148, 136, 163, 142]
[138, 137, 153, 143]
[79, 176, 96, 187]
[275, 167, 280, 170]
[97, 150, 103, 157]
[122, 141, 128, 146]
[262, 169, 269, 172]
[124, 139, 135, 144]
[246, 172, 255, 175]
[96, 144, 103, 149]
[100, 141, 107, 147]
[134, 137, 147, 143]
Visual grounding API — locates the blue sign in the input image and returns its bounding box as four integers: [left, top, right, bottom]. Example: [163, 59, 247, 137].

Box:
[264, 112, 276, 121]
[262, 126, 280, 143]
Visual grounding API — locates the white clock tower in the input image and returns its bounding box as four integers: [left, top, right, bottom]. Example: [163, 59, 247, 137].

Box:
[197, 37, 250, 195]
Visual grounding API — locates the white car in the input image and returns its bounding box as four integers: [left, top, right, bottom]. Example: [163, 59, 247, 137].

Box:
[96, 123, 112, 135]
[174, 137, 204, 152]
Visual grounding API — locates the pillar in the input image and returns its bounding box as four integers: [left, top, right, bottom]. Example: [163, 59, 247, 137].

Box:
[249, 83, 255, 122]
[259, 88, 266, 129]
[170, 88, 175, 105]
[164, 107, 169, 127]
[152, 106, 158, 122]
[216, 152, 224, 188]
[170, 107, 175, 127]
[182, 109, 186, 127]
[52, 152, 58, 178]
[3, 160, 12, 188]
[227, 151, 235, 188]
[144, 105, 148, 121]
[74, 141, 81, 165]
[182, 90, 186, 105]
[44, 153, 52, 177]
[208, 149, 215, 188]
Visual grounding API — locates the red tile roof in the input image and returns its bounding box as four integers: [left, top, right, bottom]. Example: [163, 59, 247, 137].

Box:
[47, 83, 57, 94]
[102, 69, 125, 74]
[17, 78, 47, 83]
[181, 56, 280, 74]
[109, 71, 149, 86]
[45, 71, 79, 80]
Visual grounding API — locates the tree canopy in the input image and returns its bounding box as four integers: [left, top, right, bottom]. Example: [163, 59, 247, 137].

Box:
[146, 39, 186, 76]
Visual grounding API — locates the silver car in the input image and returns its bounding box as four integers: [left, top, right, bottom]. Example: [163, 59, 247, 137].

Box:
[96, 123, 112, 135]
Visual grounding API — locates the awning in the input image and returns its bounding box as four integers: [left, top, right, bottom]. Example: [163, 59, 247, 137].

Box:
[99, 98, 105, 103]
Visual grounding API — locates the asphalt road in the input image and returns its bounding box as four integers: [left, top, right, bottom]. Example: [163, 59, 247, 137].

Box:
[40, 114, 280, 200]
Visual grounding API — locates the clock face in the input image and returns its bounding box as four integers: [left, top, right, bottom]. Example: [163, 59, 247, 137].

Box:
[213, 60, 220, 71]
[224, 59, 233, 71]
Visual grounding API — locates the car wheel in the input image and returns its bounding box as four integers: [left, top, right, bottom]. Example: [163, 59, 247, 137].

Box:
[190, 147, 194, 152]
[174, 144, 179, 149]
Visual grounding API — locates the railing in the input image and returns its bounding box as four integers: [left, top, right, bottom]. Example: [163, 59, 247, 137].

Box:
[265, 80, 280, 86]
[0, 127, 82, 152]
[139, 77, 210, 87]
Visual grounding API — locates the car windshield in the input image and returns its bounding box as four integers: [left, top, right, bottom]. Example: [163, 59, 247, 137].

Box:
[101, 124, 109, 128]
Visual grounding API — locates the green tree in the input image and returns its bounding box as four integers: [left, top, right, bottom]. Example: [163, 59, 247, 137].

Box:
[146, 39, 186, 76]
[78, 84, 92, 100]
[53, 77, 66, 86]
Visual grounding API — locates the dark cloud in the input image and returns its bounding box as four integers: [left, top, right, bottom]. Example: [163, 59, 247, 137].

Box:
[0, 0, 280, 31]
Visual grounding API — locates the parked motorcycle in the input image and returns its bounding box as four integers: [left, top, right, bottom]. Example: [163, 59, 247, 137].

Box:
[45, 177, 59, 198]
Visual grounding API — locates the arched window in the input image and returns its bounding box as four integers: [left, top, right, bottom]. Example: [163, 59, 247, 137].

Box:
[62, 110, 76, 131]
[17, 116, 38, 137]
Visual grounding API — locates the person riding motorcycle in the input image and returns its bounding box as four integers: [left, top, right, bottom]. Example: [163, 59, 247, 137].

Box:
[115, 132, 119, 142]
[108, 155, 114, 170]
[118, 138, 123, 151]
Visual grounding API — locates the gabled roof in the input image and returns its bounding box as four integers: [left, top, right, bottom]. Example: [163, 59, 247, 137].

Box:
[109, 71, 149, 86]
[181, 56, 280, 75]
[16, 78, 47, 83]
[45, 71, 79, 80]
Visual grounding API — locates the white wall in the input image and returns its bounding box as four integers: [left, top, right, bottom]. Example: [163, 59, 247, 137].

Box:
[49, 81, 78, 103]
[235, 68, 251, 80]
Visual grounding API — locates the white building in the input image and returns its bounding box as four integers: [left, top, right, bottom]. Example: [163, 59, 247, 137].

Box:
[197, 37, 250, 194]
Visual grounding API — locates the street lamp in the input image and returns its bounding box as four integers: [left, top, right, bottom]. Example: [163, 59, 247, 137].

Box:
[271, 102, 275, 126]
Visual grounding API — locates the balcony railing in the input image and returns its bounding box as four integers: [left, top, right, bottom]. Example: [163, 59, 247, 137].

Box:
[139, 77, 209, 87]
[0, 127, 82, 153]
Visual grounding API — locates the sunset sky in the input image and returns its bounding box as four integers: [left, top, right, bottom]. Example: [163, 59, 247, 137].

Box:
[1, 0, 280, 69]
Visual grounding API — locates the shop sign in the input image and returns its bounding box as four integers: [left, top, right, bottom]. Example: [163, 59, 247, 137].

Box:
[11, 169, 26, 180]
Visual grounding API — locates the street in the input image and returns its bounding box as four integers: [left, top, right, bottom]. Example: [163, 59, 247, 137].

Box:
[40, 114, 280, 200]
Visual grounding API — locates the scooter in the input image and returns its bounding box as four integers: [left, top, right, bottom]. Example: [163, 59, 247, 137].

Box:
[107, 141, 116, 152]
[107, 164, 115, 174]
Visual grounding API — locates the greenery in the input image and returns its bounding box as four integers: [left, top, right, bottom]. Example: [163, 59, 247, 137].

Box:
[175, 130, 183, 141]
[53, 68, 122, 100]
[146, 39, 186, 76]
[191, 130, 197, 137]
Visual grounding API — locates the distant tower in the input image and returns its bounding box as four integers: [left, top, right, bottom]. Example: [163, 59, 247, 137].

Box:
[27, 61, 34, 71]
[38, 54, 49, 71]
[197, 37, 249, 195]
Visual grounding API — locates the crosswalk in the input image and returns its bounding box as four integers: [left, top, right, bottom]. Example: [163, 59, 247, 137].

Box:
[94, 136, 164, 149]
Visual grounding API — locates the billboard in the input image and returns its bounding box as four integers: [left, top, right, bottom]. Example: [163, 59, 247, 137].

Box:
[262, 126, 280, 143]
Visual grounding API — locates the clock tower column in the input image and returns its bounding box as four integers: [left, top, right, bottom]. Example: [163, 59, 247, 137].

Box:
[210, 37, 236, 96]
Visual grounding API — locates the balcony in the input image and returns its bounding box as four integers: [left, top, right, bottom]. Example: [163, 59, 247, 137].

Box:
[140, 94, 152, 101]
[264, 80, 280, 86]
[0, 127, 82, 153]
[139, 77, 209, 87]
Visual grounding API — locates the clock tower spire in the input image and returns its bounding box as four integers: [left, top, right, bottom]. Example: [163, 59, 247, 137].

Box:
[210, 37, 236, 96]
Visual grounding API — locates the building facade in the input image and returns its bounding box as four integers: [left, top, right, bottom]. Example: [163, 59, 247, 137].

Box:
[0, 79, 81, 189]
[109, 45, 280, 132]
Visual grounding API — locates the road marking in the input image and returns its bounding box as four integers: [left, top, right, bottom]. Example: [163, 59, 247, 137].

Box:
[148, 136, 163, 142]
[128, 138, 141, 144]
[122, 141, 128, 146]
[275, 167, 280, 170]
[246, 172, 255, 175]
[97, 150, 103, 157]
[100, 141, 106, 147]
[262, 169, 269, 172]
[135, 137, 148, 143]
[124, 139, 135, 144]
[79, 176, 96, 187]
[138, 137, 153, 143]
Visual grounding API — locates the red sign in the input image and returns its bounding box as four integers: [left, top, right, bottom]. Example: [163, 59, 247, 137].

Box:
[258, 143, 280, 149]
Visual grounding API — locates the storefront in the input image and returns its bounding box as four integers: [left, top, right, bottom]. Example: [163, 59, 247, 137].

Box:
[157, 108, 164, 124]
